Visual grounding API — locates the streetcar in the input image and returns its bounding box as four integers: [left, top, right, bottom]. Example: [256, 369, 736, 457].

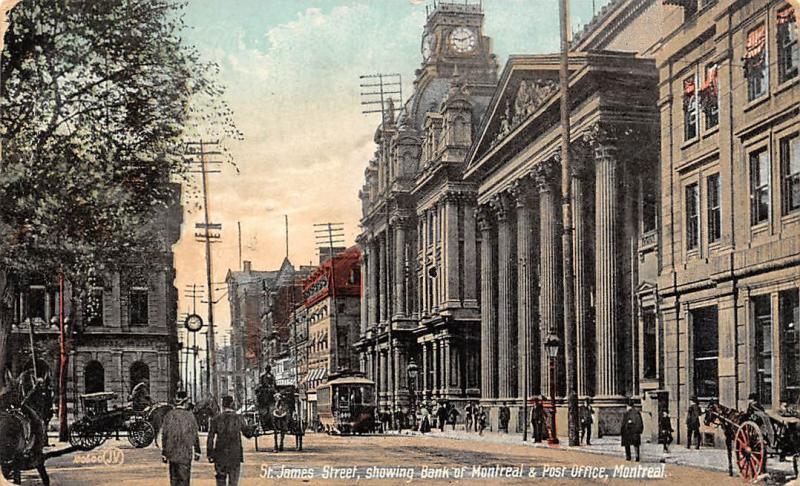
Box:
[316, 373, 377, 435]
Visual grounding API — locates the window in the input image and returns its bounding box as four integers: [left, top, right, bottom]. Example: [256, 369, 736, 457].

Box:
[780, 289, 800, 404]
[686, 183, 700, 250]
[641, 176, 658, 234]
[782, 135, 800, 214]
[27, 286, 46, 321]
[84, 361, 105, 395]
[129, 288, 148, 326]
[85, 287, 103, 327]
[744, 24, 768, 101]
[700, 64, 719, 129]
[692, 306, 719, 400]
[707, 174, 721, 243]
[750, 149, 771, 225]
[754, 296, 773, 406]
[778, 6, 798, 83]
[643, 309, 657, 380]
[683, 76, 698, 140]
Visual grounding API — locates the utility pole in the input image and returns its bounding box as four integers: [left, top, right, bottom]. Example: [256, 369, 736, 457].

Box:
[558, 0, 580, 446]
[186, 140, 223, 403]
[314, 223, 345, 372]
[237, 222, 243, 271]
[359, 72, 402, 418]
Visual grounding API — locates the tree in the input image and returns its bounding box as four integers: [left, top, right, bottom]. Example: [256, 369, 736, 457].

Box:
[0, 0, 239, 427]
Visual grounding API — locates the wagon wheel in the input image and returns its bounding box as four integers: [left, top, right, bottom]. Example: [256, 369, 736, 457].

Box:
[128, 419, 155, 448]
[735, 421, 767, 480]
[68, 421, 106, 451]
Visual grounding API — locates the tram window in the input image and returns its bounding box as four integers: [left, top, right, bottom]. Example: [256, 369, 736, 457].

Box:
[338, 387, 350, 406]
[351, 387, 362, 404]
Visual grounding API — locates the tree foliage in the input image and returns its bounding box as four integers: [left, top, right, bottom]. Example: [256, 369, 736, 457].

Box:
[0, 0, 239, 282]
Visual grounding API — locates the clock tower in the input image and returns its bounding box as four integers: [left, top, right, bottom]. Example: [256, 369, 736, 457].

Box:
[408, 1, 497, 130]
[418, 1, 496, 83]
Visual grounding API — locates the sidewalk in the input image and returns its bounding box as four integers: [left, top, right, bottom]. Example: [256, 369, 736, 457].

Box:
[395, 427, 796, 480]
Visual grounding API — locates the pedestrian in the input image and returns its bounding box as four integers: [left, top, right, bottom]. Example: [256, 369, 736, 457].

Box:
[685, 396, 702, 450]
[448, 406, 460, 431]
[380, 406, 391, 433]
[477, 407, 487, 436]
[419, 403, 431, 433]
[394, 406, 405, 433]
[464, 402, 474, 432]
[207, 396, 254, 486]
[620, 399, 643, 462]
[579, 397, 594, 445]
[531, 397, 545, 442]
[436, 402, 448, 432]
[162, 390, 201, 486]
[499, 405, 510, 433]
[658, 411, 674, 454]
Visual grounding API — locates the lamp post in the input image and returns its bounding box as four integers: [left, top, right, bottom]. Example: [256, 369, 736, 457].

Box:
[544, 333, 561, 445]
[406, 357, 418, 430]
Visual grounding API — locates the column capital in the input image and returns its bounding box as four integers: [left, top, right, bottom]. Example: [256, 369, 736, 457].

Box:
[510, 179, 536, 208]
[476, 204, 494, 231]
[389, 211, 412, 227]
[489, 192, 512, 221]
[533, 154, 560, 191]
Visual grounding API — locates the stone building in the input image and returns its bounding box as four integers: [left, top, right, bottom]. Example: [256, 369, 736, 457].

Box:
[8, 184, 183, 417]
[225, 258, 309, 404]
[657, 0, 799, 445]
[355, 0, 498, 411]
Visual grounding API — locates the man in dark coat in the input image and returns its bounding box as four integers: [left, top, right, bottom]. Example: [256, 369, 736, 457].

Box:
[207, 396, 254, 486]
[162, 391, 201, 486]
[685, 396, 702, 450]
[620, 400, 643, 462]
[531, 397, 545, 442]
[499, 405, 510, 433]
[436, 403, 448, 432]
[579, 398, 594, 445]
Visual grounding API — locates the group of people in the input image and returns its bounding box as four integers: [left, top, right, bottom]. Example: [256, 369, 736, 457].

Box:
[161, 391, 253, 486]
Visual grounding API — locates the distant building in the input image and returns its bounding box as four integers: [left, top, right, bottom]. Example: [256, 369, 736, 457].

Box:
[298, 247, 362, 394]
[225, 258, 311, 404]
[8, 184, 182, 418]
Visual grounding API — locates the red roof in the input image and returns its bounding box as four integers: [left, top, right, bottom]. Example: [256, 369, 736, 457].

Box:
[302, 246, 361, 307]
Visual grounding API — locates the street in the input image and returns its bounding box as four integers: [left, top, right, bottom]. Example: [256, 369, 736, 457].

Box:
[35, 432, 746, 486]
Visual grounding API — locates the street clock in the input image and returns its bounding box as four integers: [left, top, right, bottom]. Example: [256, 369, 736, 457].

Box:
[184, 313, 203, 332]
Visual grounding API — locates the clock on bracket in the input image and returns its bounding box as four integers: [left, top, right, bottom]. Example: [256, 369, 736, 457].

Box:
[184, 313, 203, 332]
[449, 26, 477, 54]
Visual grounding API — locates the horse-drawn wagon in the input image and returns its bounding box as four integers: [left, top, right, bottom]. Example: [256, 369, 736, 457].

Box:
[251, 383, 303, 452]
[705, 402, 800, 480]
[67, 392, 156, 450]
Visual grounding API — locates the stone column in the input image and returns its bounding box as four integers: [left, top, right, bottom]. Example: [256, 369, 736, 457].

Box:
[360, 246, 369, 335]
[571, 149, 593, 397]
[444, 340, 451, 394]
[536, 159, 562, 395]
[422, 342, 429, 395]
[444, 194, 460, 305]
[369, 238, 379, 327]
[432, 340, 440, 395]
[394, 218, 407, 318]
[594, 138, 622, 397]
[380, 349, 388, 399]
[463, 198, 478, 308]
[478, 207, 497, 400]
[513, 181, 536, 399]
[493, 193, 516, 399]
[378, 234, 387, 324]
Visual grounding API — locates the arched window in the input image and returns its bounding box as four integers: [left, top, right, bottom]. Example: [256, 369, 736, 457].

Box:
[85, 361, 105, 394]
[130, 361, 150, 391]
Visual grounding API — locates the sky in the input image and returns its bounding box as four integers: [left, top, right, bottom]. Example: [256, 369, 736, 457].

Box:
[174, 0, 608, 336]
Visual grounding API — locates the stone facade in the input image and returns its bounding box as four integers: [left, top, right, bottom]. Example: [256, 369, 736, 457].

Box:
[657, 0, 800, 446]
[355, 1, 498, 413]
[9, 184, 183, 418]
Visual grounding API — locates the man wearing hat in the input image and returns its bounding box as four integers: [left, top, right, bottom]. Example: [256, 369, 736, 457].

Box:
[685, 396, 702, 450]
[620, 398, 643, 462]
[162, 390, 201, 486]
[207, 396, 253, 486]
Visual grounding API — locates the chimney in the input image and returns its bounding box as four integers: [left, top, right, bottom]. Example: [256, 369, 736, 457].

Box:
[243, 260, 252, 273]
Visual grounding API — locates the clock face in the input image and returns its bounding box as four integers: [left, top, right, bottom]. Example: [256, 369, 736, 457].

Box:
[184, 314, 203, 332]
[421, 33, 436, 61]
[449, 27, 477, 54]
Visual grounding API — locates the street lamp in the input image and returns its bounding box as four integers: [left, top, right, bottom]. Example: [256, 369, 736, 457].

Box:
[544, 333, 561, 445]
[406, 357, 419, 430]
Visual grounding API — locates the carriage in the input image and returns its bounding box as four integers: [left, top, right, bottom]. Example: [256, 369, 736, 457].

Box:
[316, 374, 377, 435]
[705, 402, 800, 480]
[251, 383, 303, 452]
[67, 392, 155, 450]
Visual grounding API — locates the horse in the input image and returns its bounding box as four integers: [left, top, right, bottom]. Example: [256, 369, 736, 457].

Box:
[272, 394, 289, 452]
[145, 403, 173, 447]
[704, 402, 747, 476]
[193, 398, 219, 433]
